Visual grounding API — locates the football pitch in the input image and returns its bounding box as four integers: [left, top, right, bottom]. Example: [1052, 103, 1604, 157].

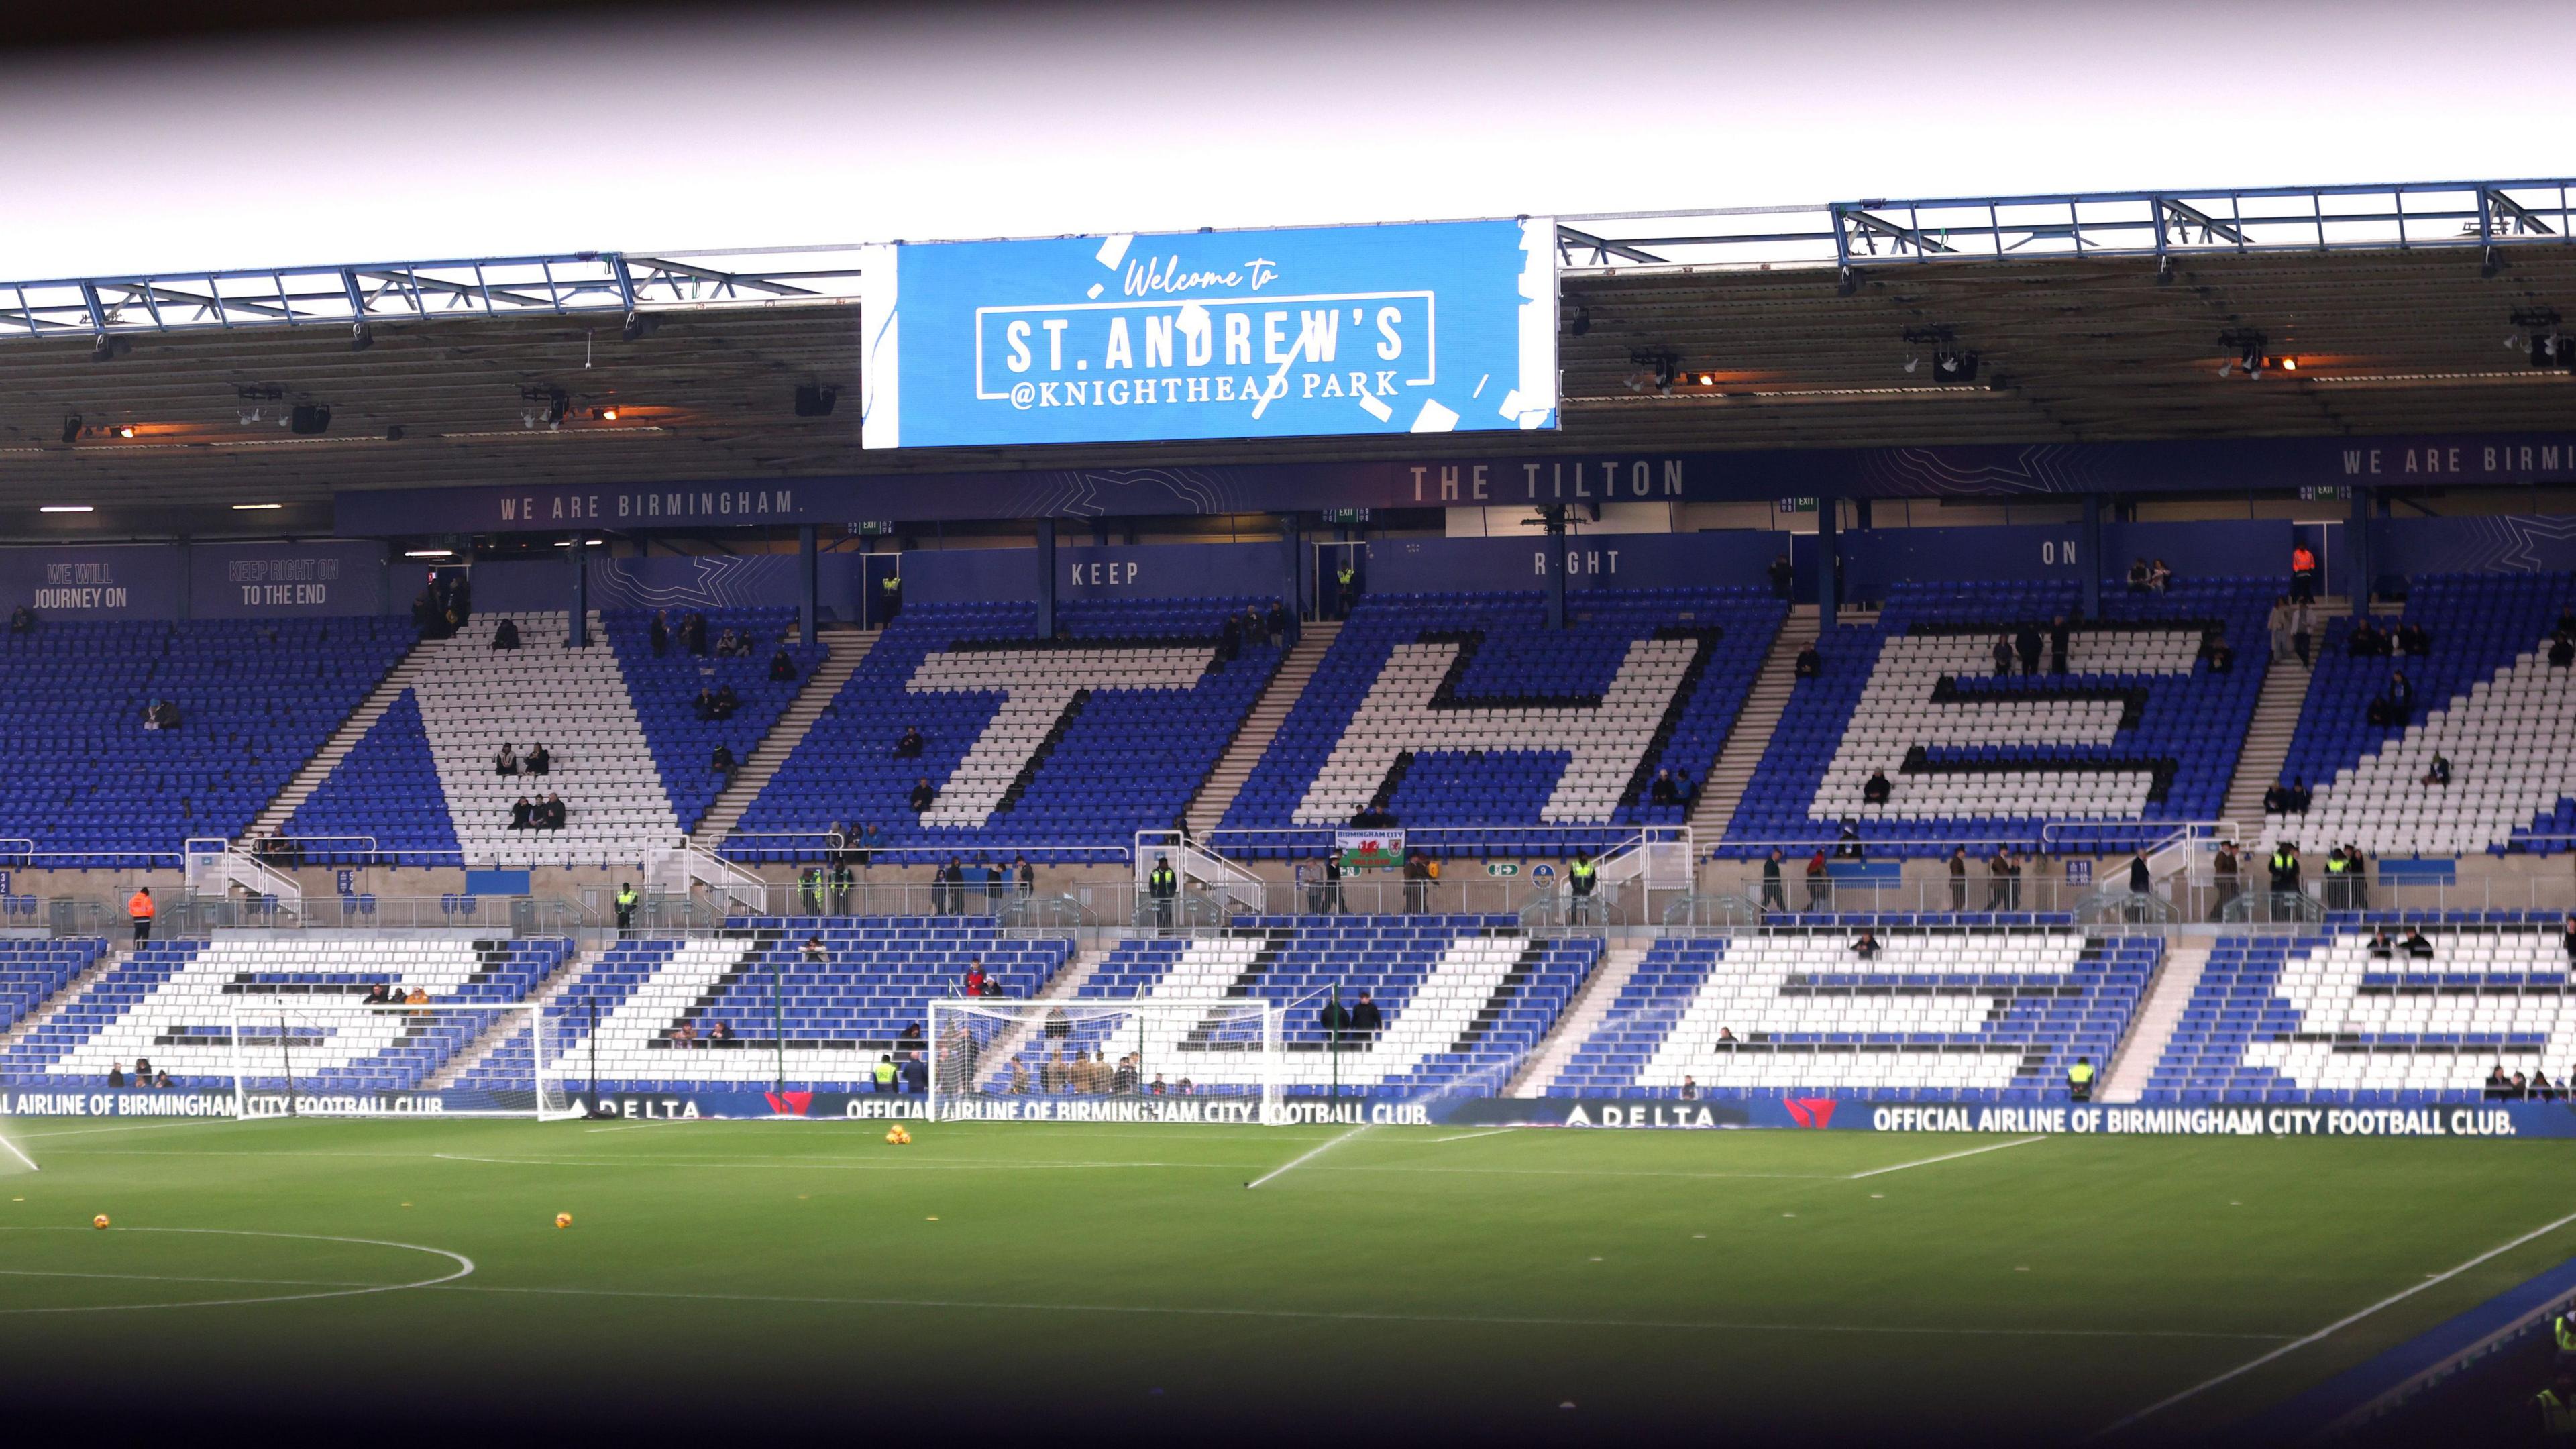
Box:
[1, 1116, 2568, 1445]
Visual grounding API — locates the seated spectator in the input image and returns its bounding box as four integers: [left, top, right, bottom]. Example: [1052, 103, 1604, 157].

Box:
[7, 605, 31, 633]
[2561, 913, 2576, 962]
[2553, 632, 2575, 669]
[1671, 768, 1695, 808]
[2531, 1069, 2557, 1101]
[769, 648, 798, 682]
[525, 742, 551, 777]
[1862, 769, 1892, 805]
[363, 981, 394, 1006]
[712, 685, 740, 721]
[2485, 1063, 2514, 1099]
[405, 986, 429, 1006]
[714, 627, 742, 658]
[1650, 769, 1680, 806]
[141, 698, 166, 731]
[893, 724, 925, 759]
[802, 935, 826, 963]
[2346, 619, 2384, 657]
[1678, 1076, 1700, 1100]
[1794, 643, 1821, 680]
[508, 796, 534, 830]
[495, 741, 519, 776]
[1991, 635, 2015, 676]
[694, 688, 718, 721]
[1835, 819, 1864, 860]
[2126, 557, 2152, 592]
[2145, 558, 2173, 593]
[492, 617, 521, 651]
[539, 793, 567, 830]
[2263, 782, 2290, 815]
[2203, 637, 2233, 673]
[2396, 621, 2431, 655]
[909, 776, 936, 813]
[152, 1069, 173, 1090]
[1851, 930, 1880, 960]
[2367, 928, 2395, 958]
[709, 1020, 733, 1043]
[2402, 926, 2434, 959]
[672, 1022, 696, 1046]
[106, 1063, 126, 1087]
[2422, 753, 2451, 787]
[152, 699, 180, 731]
[2291, 780, 2313, 813]
[712, 743, 737, 782]
[649, 610, 671, 657]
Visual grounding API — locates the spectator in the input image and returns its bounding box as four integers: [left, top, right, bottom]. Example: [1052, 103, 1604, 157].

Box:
[2531, 1069, 2557, 1102]
[107, 1063, 126, 1088]
[1987, 848, 2013, 910]
[713, 627, 742, 659]
[140, 698, 166, 731]
[801, 934, 827, 964]
[1679, 1076, 1700, 1101]
[2323, 847, 2353, 910]
[1264, 598, 1291, 643]
[894, 724, 925, 759]
[2290, 542, 2318, 602]
[769, 648, 798, 682]
[2422, 753, 2451, 787]
[2050, 614, 2071, 676]
[2201, 630, 2234, 674]
[2146, 559, 2172, 593]
[1862, 769, 1892, 806]
[983, 858, 1007, 915]
[909, 777, 936, 814]
[2008, 848, 2025, 909]
[798, 865, 826, 914]
[1717, 1026, 1738, 1043]
[1040, 1051, 1068, 1093]
[2210, 841, 2241, 920]
[2267, 596, 2293, 664]
[7, 605, 32, 634]
[2553, 632, 2576, 669]
[495, 741, 519, 776]
[873, 1055, 898, 1094]
[2127, 557, 2152, 593]
[2396, 621, 2431, 656]
[127, 885, 154, 943]
[1835, 819, 1864, 860]
[649, 610, 671, 656]
[1148, 1073, 1167, 1097]
[490, 617, 522, 651]
[508, 796, 533, 830]
[1850, 930, 1879, 960]
[709, 1020, 732, 1043]
[1015, 854, 1034, 898]
[2267, 841, 2301, 896]
[964, 959, 988, 996]
[878, 571, 903, 625]
[1009, 1059, 1030, 1095]
[1991, 635, 2016, 678]
[1650, 769, 1680, 806]
[363, 981, 393, 1006]
[2066, 1057, 2096, 1102]
[1112, 1055, 1140, 1095]
[1671, 768, 1695, 808]
[1768, 553, 1794, 599]
[2344, 845, 2370, 911]
[2291, 600, 2314, 668]
[1794, 643, 1821, 680]
[1349, 990, 1383, 1038]
[1216, 611, 1242, 663]
[1242, 605, 1269, 651]
[712, 684, 739, 721]
[2485, 1063, 2514, 1099]
[2402, 926, 2434, 959]
[712, 742, 738, 784]
[1333, 559, 1357, 619]
[2366, 927, 2396, 958]
[525, 742, 551, 777]
[684, 612, 710, 656]
[829, 861, 855, 915]
[540, 794, 567, 830]
[152, 1069, 173, 1090]
[2290, 780, 2313, 814]
[2562, 913, 2576, 963]
[1804, 848, 1831, 910]
[2261, 782, 2290, 814]
[1760, 848, 1787, 913]
[1948, 845, 1968, 911]
[672, 1021, 697, 1046]
[2127, 852, 2151, 896]
[694, 688, 718, 722]
[2348, 619, 2388, 658]
[855, 822, 881, 871]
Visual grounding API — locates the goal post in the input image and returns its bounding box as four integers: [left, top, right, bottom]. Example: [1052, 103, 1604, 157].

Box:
[219, 998, 571, 1119]
[926, 998, 1283, 1124]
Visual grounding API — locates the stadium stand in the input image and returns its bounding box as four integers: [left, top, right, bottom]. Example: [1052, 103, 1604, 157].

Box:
[1722, 578, 2273, 857]
[730, 598, 1285, 863]
[604, 606, 828, 832]
[2145, 923, 2574, 1102]
[472, 920, 1073, 1093]
[281, 690, 462, 866]
[1545, 926, 2157, 1100]
[2262, 572, 2576, 857]
[0, 619, 413, 867]
[1025, 915, 1601, 1094]
[0, 938, 109, 1036]
[1220, 588, 1782, 856]
[0, 935, 572, 1089]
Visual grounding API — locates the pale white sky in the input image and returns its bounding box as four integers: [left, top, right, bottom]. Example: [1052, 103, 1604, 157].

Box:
[2, 0, 2567, 278]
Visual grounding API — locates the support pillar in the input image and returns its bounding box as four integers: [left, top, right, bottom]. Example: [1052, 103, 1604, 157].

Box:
[568, 537, 588, 647]
[2349, 485, 2374, 614]
[1815, 495, 1839, 632]
[1543, 506, 1569, 630]
[1278, 512, 1303, 641]
[1034, 518, 1057, 638]
[2080, 493, 2103, 620]
[797, 525, 818, 645]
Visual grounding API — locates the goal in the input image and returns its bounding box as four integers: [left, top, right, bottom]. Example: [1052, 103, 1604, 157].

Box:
[219, 998, 578, 1119]
[926, 999, 1283, 1124]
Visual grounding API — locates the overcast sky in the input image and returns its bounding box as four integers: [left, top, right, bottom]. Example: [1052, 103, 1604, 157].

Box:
[3, 0, 2569, 277]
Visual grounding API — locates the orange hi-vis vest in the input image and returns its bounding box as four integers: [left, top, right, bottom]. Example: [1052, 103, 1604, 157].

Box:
[127, 891, 154, 920]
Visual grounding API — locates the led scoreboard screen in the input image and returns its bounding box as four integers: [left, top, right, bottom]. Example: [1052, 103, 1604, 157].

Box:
[859, 219, 1557, 449]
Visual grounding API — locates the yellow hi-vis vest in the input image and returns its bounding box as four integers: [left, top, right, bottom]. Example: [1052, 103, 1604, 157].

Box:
[873, 1059, 897, 1085]
[2068, 1063, 2095, 1085]
[2540, 1388, 2576, 1439]
[2556, 1311, 2576, 1354]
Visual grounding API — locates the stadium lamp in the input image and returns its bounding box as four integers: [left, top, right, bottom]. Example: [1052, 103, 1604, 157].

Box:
[1569, 306, 1591, 337]
[2532, 334, 2561, 369]
[402, 548, 453, 559]
[621, 311, 651, 343]
[88, 333, 123, 363]
[58, 413, 80, 444]
[1902, 354, 1919, 374]
[230, 503, 283, 511]
[115, 425, 134, 438]
[350, 321, 374, 352]
[1938, 350, 1982, 382]
[40, 505, 93, 513]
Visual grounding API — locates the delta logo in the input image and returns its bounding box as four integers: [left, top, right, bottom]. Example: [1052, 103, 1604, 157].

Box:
[765, 1091, 814, 1117]
[1782, 1097, 1838, 1130]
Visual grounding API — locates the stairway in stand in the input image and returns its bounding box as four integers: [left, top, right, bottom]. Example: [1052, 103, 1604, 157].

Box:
[1690, 603, 1816, 844]
[1183, 620, 1340, 839]
[2099, 936, 2212, 1104]
[2220, 600, 2337, 828]
[1505, 939, 1650, 1097]
[240, 639, 438, 842]
[690, 625, 879, 843]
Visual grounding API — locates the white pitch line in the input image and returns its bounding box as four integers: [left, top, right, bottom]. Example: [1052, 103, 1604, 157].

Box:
[0, 1135, 38, 1173]
[1848, 1135, 2049, 1179]
[0, 1226, 473, 1315]
[1246, 1124, 1369, 1189]
[7, 1118, 252, 1142]
[2092, 1204, 2576, 1439]
[1430, 1127, 1517, 1144]
[439, 1281, 2290, 1342]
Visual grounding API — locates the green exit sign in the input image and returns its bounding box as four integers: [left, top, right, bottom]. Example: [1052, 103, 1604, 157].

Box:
[1484, 862, 1520, 877]
[846, 521, 896, 536]
[1776, 497, 1818, 514]
[1321, 508, 1373, 524]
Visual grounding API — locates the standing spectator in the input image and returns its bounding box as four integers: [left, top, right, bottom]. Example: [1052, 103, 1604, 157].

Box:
[649, 610, 671, 657]
[877, 570, 902, 626]
[1768, 553, 1795, 600]
[2267, 596, 2293, 664]
[1947, 845, 1968, 911]
[2016, 623, 2043, 676]
[2291, 599, 2314, 668]
[1992, 635, 2016, 677]
[798, 865, 825, 915]
[2211, 841, 2241, 920]
[2343, 845, 2370, 910]
[983, 858, 1006, 915]
[1015, 854, 1035, 900]
[2049, 615, 2071, 676]
[1333, 558, 1358, 619]
[2008, 849, 2026, 910]
[1804, 849, 1831, 911]
[963, 959, 988, 996]
[1349, 990, 1383, 1040]
[769, 648, 799, 683]
[1762, 848, 1788, 914]
[1986, 848, 2012, 911]
[2290, 542, 2318, 602]
[1216, 610, 1242, 663]
[1148, 853, 1179, 930]
[1567, 853, 1599, 921]
[127, 885, 154, 942]
[1323, 851, 1345, 913]
[1318, 996, 1352, 1049]
[2267, 841, 2302, 899]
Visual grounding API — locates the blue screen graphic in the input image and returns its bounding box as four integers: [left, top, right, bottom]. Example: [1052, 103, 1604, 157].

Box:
[863, 219, 1556, 449]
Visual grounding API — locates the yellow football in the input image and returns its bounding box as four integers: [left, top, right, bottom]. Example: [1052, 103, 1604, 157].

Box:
[885, 1126, 904, 1144]
[91, 1214, 109, 1230]
[554, 1212, 572, 1229]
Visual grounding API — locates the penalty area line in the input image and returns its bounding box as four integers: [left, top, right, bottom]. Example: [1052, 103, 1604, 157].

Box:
[2091, 1203, 2576, 1440]
[1246, 1125, 1368, 1189]
[1848, 1135, 2049, 1179]
[1429, 1127, 1517, 1144]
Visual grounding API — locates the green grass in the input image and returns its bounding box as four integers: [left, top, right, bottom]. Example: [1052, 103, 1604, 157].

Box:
[1, 1116, 2569, 1443]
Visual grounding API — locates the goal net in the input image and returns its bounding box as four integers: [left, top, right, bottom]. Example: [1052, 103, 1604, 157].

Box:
[926, 999, 1283, 1124]
[219, 999, 574, 1119]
